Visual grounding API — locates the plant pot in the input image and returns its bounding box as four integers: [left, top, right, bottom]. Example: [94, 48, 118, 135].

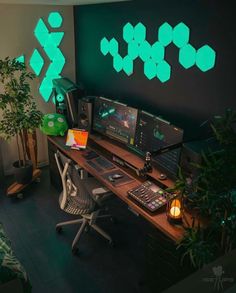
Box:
[13, 160, 33, 184]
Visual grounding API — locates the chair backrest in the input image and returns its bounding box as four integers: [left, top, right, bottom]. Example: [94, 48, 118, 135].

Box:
[54, 150, 96, 213]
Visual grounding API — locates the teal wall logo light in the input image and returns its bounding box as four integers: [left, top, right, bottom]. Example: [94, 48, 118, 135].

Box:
[100, 22, 216, 82]
[29, 12, 65, 102]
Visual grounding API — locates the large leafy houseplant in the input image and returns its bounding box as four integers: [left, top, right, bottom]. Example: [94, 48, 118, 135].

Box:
[0, 57, 43, 182]
[175, 109, 236, 268]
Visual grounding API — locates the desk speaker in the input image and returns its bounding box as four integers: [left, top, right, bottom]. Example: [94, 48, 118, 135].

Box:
[78, 96, 95, 132]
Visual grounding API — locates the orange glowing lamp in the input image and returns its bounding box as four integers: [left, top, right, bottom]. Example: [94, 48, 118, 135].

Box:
[167, 197, 183, 224]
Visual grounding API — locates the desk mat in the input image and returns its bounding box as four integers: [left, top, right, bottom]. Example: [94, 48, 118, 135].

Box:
[102, 170, 135, 187]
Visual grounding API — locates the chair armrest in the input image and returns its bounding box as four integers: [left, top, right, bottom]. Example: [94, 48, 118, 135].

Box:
[93, 187, 110, 195]
[92, 187, 113, 205]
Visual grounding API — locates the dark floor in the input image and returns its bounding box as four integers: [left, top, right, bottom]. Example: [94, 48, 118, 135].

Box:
[0, 167, 151, 293]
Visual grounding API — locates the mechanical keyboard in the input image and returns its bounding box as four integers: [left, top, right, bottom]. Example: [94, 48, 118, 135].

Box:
[127, 181, 174, 213]
[95, 156, 115, 170]
[86, 160, 103, 172]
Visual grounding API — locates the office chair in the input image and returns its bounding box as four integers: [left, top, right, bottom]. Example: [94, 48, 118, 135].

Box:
[54, 150, 114, 254]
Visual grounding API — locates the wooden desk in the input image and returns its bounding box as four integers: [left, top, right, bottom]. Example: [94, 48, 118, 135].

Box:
[47, 134, 184, 242]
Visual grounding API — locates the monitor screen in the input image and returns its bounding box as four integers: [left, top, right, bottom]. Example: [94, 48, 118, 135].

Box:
[93, 97, 138, 145]
[134, 111, 184, 178]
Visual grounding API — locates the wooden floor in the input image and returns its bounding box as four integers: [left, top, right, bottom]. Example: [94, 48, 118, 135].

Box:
[0, 167, 151, 293]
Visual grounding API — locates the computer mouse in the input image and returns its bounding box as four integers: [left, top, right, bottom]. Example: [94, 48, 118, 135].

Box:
[159, 173, 167, 180]
[112, 174, 123, 179]
[108, 176, 115, 182]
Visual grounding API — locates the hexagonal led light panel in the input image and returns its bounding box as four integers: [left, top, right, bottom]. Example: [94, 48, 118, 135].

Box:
[109, 38, 119, 57]
[144, 60, 157, 80]
[100, 37, 110, 56]
[179, 44, 196, 69]
[123, 22, 134, 43]
[48, 12, 63, 28]
[196, 45, 216, 72]
[151, 42, 165, 63]
[139, 40, 151, 62]
[100, 21, 216, 82]
[134, 22, 146, 44]
[33, 12, 65, 102]
[173, 22, 190, 48]
[123, 56, 133, 76]
[113, 54, 123, 72]
[128, 40, 139, 60]
[158, 22, 173, 47]
[156, 61, 171, 83]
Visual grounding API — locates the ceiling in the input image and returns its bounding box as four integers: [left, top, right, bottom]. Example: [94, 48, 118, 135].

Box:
[0, 0, 127, 4]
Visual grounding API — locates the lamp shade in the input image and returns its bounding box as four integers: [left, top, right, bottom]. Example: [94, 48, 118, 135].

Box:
[167, 196, 183, 224]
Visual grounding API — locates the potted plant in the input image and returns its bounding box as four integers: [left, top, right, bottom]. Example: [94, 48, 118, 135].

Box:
[0, 57, 43, 184]
[173, 109, 236, 269]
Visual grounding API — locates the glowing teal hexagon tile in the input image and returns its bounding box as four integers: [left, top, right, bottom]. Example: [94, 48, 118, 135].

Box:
[158, 22, 173, 47]
[123, 22, 134, 43]
[196, 45, 216, 72]
[33, 11, 65, 102]
[179, 44, 196, 69]
[144, 59, 157, 80]
[156, 60, 171, 82]
[113, 54, 123, 73]
[48, 12, 63, 28]
[151, 42, 165, 63]
[134, 22, 146, 44]
[128, 40, 139, 60]
[123, 55, 133, 76]
[173, 22, 190, 48]
[100, 21, 216, 82]
[100, 37, 109, 56]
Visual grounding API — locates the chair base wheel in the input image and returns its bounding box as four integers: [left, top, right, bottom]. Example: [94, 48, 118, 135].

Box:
[56, 226, 62, 233]
[17, 193, 23, 199]
[110, 217, 117, 224]
[109, 240, 115, 247]
[84, 226, 90, 233]
[72, 247, 79, 255]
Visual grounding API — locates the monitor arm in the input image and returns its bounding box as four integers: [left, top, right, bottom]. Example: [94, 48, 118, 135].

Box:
[137, 141, 184, 177]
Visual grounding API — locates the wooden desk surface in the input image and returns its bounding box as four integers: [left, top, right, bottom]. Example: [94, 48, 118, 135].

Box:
[48, 135, 184, 242]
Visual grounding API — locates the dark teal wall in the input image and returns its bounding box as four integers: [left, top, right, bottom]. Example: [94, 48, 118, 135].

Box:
[74, 0, 236, 139]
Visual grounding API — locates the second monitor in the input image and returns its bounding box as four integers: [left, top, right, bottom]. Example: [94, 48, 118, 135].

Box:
[93, 97, 138, 145]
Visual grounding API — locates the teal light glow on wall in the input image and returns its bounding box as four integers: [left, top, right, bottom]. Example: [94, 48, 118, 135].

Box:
[16, 55, 25, 63]
[100, 22, 216, 82]
[31, 12, 65, 102]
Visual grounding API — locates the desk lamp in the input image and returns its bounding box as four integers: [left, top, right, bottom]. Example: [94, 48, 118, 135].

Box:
[166, 195, 183, 224]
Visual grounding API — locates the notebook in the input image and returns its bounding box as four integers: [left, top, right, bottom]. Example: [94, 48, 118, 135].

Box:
[66, 129, 89, 150]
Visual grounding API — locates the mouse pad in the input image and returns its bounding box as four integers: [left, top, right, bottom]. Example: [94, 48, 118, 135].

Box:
[102, 170, 135, 187]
